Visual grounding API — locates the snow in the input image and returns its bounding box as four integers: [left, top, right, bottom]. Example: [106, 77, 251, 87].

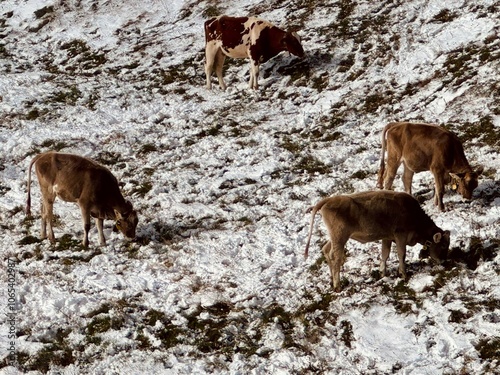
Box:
[0, 0, 499, 374]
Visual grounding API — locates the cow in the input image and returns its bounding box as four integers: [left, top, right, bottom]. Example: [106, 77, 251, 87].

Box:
[26, 152, 138, 248]
[304, 191, 450, 291]
[377, 122, 482, 211]
[204, 15, 305, 90]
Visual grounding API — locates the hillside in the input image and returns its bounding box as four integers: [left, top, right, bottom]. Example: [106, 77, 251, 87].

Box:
[0, 0, 499, 373]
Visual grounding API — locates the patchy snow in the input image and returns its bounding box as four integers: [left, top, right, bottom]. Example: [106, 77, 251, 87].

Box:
[0, 0, 499, 374]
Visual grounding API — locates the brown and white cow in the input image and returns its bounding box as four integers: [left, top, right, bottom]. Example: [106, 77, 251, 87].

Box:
[204, 15, 305, 90]
[377, 122, 482, 211]
[304, 191, 450, 291]
[26, 152, 138, 247]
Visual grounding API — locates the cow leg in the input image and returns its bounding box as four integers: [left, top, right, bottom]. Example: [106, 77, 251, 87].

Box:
[96, 218, 106, 246]
[380, 239, 392, 276]
[214, 49, 226, 91]
[204, 59, 213, 90]
[321, 241, 336, 286]
[402, 163, 414, 195]
[394, 239, 408, 280]
[40, 201, 47, 240]
[383, 155, 401, 190]
[79, 206, 91, 248]
[323, 238, 347, 292]
[249, 60, 260, 90]
[432, 170, 446, 211]
[204, 43, 218, 90]
[40, 186, 56, 243]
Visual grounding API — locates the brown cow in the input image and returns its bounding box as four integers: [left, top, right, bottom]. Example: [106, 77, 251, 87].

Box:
[204, 15, 305, 90]
[304, 191, 450, 291]
[377, 122, 481, 211]
[26, 152, 138, 247]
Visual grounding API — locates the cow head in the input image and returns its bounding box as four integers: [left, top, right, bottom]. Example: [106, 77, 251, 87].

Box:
[115, 201, 138, 240]
[450, 167, 482, 200]
[423, 230, 450, 262]
[282, 31, 305, 58]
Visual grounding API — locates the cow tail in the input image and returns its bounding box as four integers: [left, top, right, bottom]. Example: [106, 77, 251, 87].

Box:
[204, 17, 217, 43]
[26, 155, 40, 217]
[377, 124, 391, 189]
[304, 199, 328, 259]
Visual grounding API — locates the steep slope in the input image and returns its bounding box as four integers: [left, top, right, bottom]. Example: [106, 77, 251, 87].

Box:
[0, 0, 499, 373]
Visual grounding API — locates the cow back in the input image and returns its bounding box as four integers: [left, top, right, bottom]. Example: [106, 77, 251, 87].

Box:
[323, 191, 438, 240]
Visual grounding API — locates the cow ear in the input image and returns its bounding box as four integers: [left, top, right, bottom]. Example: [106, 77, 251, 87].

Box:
[450, 172, 465, 180]
[125, 200, 133, 210]
[114, 209, 123, 220]
[475, 165, 484, 175]
[291, 31, 301, 42]
[443, 230, 450, 241]
[433, 232, 442, 243]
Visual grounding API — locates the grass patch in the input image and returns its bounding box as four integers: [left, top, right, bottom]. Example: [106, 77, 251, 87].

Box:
[185, 302, 236, 354]
[18, 328, 74, 372]
[138, 143, 158, 154]
[448, 236, 498, 270]
[441, 43, 497, 87]
[311, 72, 329, 92]
[281, 137, 304, 154]
[363, 91, 394, 113]
[39, 139, 72, 151]
[25, 107, 49, 120]
[337, 0, 356, 36]
[294, 155, 330, 175]
[130, 180, 153, 197]
[351, 170, 370, 179]
[55, 234, 83, 251]
[425, 267, 462, 294]
[381, 280, 421, 314]
[95, 151, 123, 165]
[430, 9, 458, 23]
[48, 85, 82, 105]
[448, 309, 472, 323]
[261, 303, 299, 350]
[198, 123, 223, 137]
[150, 57, 200, 92]
[339, 320, 355, 348]
[297, 292, 338, 329]
[61, 39, 91, 58]
[18, 235, 41, 245]
[475, 337, 500, 361]
[86, 315, 124, 336]
[60, 39, 107, 71]
[454, 116, 500, 149]
[202, 5, 221, 18]
[34, 6, 54, 19]
[338, 53, 355, 73]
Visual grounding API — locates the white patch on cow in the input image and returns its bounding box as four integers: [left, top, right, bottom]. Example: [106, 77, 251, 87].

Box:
[205, 16, 284, 90]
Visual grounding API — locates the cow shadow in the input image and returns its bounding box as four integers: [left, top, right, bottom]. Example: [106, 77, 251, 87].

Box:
[262, 50, 339, 83]
[136, 217, 226, 246]
[413, 179, 500, 207]
[418, 235, 498, 271]
[475, 179, 500, 205]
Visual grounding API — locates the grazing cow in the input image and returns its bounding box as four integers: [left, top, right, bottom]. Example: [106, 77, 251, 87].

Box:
[304, 191, 450, 291]
[26, 152, 138, 247]
[377, 122, 482, 211]
[204, 15, 305, 90]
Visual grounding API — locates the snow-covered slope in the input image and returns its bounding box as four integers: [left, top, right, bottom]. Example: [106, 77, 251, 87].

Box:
[0, 0, 499, 373]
